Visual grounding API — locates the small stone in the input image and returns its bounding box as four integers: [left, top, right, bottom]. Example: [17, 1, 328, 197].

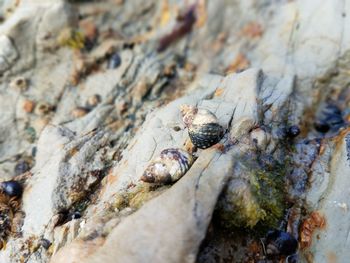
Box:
[23, 100, 36, 113]
[10, 77, 28, 91]
[163, 64, 176, 77]
[33, 117, 50, 134]
[39, 238, 52, 250]
[14, 159, 31, 176]
[70, 212, 82, 220]
[24, 127, 36, 143]
[250, 128, 271, 150]
[116, 100, 128, 115]
[287, 125, 301, 138]
[132, 80, 150, 103]
[86, 94, 101, 109]
[184, 62, 196, 72]
[71, 107, 89, 118]
[108, 53, 121, 69]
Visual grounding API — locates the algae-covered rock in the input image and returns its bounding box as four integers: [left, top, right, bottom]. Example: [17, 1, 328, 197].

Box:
[217, 154, 285, 228]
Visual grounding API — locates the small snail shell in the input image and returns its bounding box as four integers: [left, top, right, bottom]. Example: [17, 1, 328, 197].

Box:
[181, 105, 224, 149]
[141, 148, 194, 184]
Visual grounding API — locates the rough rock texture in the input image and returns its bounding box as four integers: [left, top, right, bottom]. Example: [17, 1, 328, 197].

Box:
[0, 1, 349, 263]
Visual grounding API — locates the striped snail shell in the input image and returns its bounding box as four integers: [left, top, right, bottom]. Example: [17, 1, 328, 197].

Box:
[141, 148, 194, 184]
[181, 105, 224, 149]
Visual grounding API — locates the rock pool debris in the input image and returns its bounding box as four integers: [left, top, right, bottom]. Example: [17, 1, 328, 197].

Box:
[286, 125, 301, 138]
[0, 180, 23, 249]
[181, 104, 224, 149]
[314, 102, 345, 134]
[141, 148, 194, 184]
[264, 229, 298, 257]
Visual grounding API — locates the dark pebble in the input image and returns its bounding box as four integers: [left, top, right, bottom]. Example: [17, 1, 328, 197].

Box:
[39, 238, 52, 250]
[0, 181, 23, 198]
[287, 125, 300, 138]
[265, 229, 298, 256]
[108, 53, 121, 69]
[14, 160, 31, 176]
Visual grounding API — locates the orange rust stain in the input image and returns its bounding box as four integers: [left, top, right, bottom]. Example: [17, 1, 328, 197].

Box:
[327, 251, 337, 263]
[319, 142, 326, 155]
[195, 0, 207, 28]
[225, 53, 250, 74]
[333, 127, 350, 146]
[105, 169, 119, 185]
[159, 0, 171, 27]
[240, 22, 264, 38]
[214, 88, 224, 97]
[247, 240, 261, 255]
[300, 211, 326, 249]
[345, 113, 350, 122]
[213, 143, 225, 152]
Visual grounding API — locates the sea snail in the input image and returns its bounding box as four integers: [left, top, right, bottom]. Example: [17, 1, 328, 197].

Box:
[141, 148, 194, 184]
[181, 105, 224, 149]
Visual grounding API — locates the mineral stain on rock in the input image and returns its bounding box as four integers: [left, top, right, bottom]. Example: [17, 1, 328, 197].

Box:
[346, 133, 350, 165]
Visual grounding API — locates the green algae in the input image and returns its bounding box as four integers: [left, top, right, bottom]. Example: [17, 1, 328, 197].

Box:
[217, 154, 286, 229]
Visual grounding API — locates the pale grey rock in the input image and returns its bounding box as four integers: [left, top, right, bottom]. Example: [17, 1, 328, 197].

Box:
[50, 68, 294, 263]
[22, 125, 109, 237]
[0, 35, 17, 72]
[0, 0, 349, 262]
[86, 149, 232, 263]
[303, 131, 350, 262]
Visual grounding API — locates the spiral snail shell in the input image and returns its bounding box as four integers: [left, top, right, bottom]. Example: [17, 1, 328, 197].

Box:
[181, 105, 224, 149]
[141, 148, 194, 184]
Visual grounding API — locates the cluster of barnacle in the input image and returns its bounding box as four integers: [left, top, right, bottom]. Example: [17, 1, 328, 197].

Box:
[0, 180, 23, 249]
[141, 104, 224, 184]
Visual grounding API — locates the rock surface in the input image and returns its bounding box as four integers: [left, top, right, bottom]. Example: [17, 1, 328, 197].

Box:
[0, 1, 349, 263]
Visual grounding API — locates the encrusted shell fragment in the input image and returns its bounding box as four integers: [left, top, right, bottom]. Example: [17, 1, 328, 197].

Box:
[180, 105, 224, 149]
[141, 148, 194, 184]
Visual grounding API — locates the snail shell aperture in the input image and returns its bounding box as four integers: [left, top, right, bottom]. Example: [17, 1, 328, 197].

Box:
[181, 105, 224, 149]
[141, 148, 194, 184]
